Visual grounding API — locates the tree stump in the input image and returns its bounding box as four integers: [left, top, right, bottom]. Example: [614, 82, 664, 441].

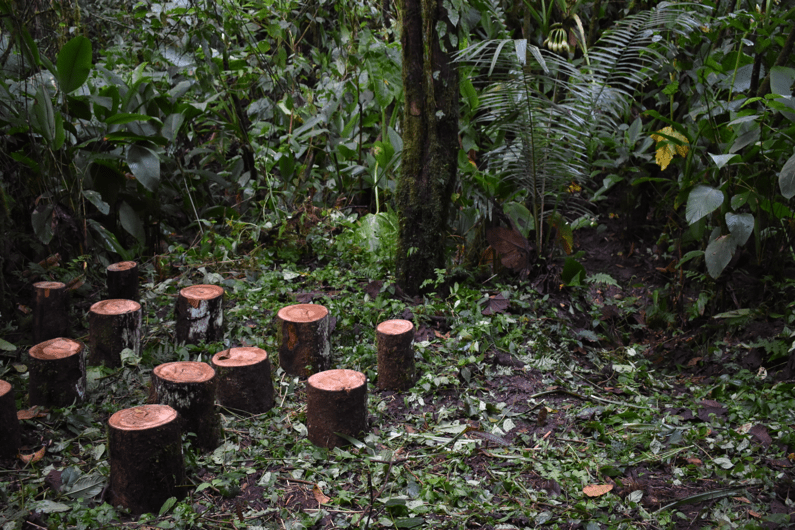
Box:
[32, 281, 68, 343]
[106, 261, 139, 301]
[376, 319, 416, 391]
[276, 304, 331, 377]
[107, 404, 185, 514]
[0, 379, 21, 459]
[88, 299, 142, 368]
[174, 285, 225, 345]
[152, 362, 221, 451]
[28, 338, 86, 407]
[306, 369, 367, 449]
[211, 347, 274, 414]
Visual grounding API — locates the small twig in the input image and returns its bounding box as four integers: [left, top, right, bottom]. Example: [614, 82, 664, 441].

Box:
[276, 476, 315, 486]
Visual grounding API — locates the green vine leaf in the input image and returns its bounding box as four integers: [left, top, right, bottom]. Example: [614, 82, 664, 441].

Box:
[686, 185, 724, 225]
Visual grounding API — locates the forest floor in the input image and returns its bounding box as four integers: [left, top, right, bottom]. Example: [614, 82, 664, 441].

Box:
[1, 203, 794, 530]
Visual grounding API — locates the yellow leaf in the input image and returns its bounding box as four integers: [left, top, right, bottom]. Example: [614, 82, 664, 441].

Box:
[652, 126, 689, 170]
[312, 484, 330, 505]
[19, 445, 46, 464]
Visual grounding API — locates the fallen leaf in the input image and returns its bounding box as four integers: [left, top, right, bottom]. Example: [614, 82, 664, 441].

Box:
[481, 293, 509, 316]
[583, 484, 614, 497]
[748, 510, 761, 518]
[17, 406, 47, 420]
[733, 497, 750, 503]
[536, 407, 548, 426]
[748, 424, 772, 448]
[20, 445, 46, 464]
[312, 484, 330, 505]
[685, 458, 702, 466]
[433, 330, 450, 340]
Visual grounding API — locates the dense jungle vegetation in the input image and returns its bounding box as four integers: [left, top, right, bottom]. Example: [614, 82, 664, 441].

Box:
[2, 0, 795, 528]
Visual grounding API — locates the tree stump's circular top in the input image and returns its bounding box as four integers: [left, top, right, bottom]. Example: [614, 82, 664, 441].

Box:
[277, 304, 328, 323]
[109, 404, 178, 431]
[107, 261, 138, 272]
[0, 379, 11, 397]
[308, 369, 366, 391]
[377, 319, 414, 335]
[30, 338, 83, 360]
[180, 285, 224, 304]
[212, 347, 267, 367]
[90, 299, 141, 315]
[154, 361, 215, 383]
[34, 281, 66, 291]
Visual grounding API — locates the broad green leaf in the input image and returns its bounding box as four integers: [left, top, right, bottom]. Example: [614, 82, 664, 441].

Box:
[0, 338, 16, 351]
[705, 235, 734, 278]
[686, 185, 724, 225]
[126, 144, 160, 191]
[729, 128, 759, 154]
[56, 36, 92, 93]
[87, 219, 131, 260]
[29, 500, 71, 513]
[561, 257, 586, 286]
[726, 213, 753, 246]
[707, 153, 740, 169]
[779, 152, 795, 199]
[770, 66, 795, 100]
[503, 201, 534, 238]
[31, 204, 54, 244]
[65, 474, 105, 499]
[33, 84, 55, 145]
[159, 497, 177, 516]
[82, 190, 109, 215]
[104, 113, 157, 125]
[119, 202, 145, 245]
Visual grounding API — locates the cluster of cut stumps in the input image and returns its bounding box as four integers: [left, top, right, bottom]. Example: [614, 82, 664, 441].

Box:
[0, 262, 418, 514]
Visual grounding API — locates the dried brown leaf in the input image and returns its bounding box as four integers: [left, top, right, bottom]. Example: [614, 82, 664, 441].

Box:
[583, 484, 613, 497]
[17, 406, 47, 420]
[313, 484, 330, 505]
[19, 445, 46, 464]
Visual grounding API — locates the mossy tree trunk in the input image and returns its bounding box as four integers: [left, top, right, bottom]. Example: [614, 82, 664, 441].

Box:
[395, 0, 459, 295]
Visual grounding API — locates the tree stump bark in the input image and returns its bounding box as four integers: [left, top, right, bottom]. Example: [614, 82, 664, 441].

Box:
[152, 362, 221, 451]
[88, 299, 142, 368]
[32, 281, 68, 343]
[107, 404, 185, 514]
[211, 347, 274, 414]
[376, 319, 416, 391]
[106, 261, 139, 301]
[306, 369, 367, 449]
[276, 304, 331, 377]
[28, 338, 86, 407]
[174, 285, 225, 345]
[0, 379, 21, 459]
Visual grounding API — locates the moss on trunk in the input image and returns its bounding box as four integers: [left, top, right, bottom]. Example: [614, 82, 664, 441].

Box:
[395, 0, 459, 295]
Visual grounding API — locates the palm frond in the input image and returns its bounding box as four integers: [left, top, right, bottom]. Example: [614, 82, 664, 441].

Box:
[456, 2, 708, 249]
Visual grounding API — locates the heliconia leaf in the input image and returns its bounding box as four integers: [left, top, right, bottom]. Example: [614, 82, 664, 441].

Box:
[686, 185, 724, 225]
[56, 36, 92, 93]
[705, 235, 735, 278]
[82, 190, 109, 215]
[779, 152, 795, 199]
[119, 202, 145, 245]
[726, 213, 754, 246]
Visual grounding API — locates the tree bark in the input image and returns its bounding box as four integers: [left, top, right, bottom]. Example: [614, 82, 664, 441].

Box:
[276, 304, 331, 377]
[28, 338, 86, 407]
[88, 299, 142, 368]
[174, 285, 225, 345]
[395, 0, 460, 295]
[0, 379, 21, 459]
[32, 281, 68, 343]
[211, 347, 275, 414]
[106, 261, 139, 301]
[107, 404, 185, 514]
[376, 319, 416, 390]
[306, 369, 368, 448]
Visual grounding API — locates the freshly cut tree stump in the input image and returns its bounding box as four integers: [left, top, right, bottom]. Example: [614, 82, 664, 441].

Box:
[89, 299, 142, 368]
[107, 404, 185, 514]
[276, 304, 330, 377]
[152, 362, 221, 450]
[376, 319, 416, 391]
[211, 347, 274, 414]
[32, 281, 68, 343]
[28, 338, 86, 407]
[306, 369, 367, 449]
[106, 261, 139, 301]
[0, 379, 21, 458]
[175, 285, 225, 345]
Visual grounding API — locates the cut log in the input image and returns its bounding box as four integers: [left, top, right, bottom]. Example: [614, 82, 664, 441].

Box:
[0, 379, 21, 459]
[107, 404, 185, 514]
[28, 338, 86, 407]
[276, 304, 330, 377]
[211, 347, 274, 414]
[152, 362, 221, 451]
[376, 319, 416, 391]
[88, 299, 142, 368]
[106, 261, 139, 301]
[32, 281, 68, 343]
[306, 369, 367, 448]
[174, 285, 225, 345]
